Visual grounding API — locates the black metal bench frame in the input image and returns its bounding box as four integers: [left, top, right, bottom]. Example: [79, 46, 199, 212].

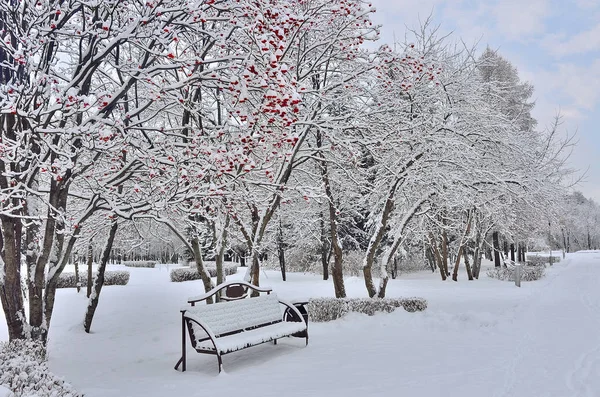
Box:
[174, 281, 308, 373]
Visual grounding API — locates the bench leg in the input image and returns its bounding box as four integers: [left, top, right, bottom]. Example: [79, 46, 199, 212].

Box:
[175, 315, 187, 372]
[273, 339, 277, 345]
[217, 353, 223, 373]
[175, 356, 185, 372]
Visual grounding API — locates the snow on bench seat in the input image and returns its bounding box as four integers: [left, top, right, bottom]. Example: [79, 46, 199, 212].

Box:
[195, 321, 307, 354]
[187, 294, 283, 338]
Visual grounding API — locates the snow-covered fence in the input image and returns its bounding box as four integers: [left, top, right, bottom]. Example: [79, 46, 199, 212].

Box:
[307, 297, 427, 322]
[56, 271, 130, 288]
[170, 265, 238, 282]
[0, 340, 82, 397]
[122, 260, 156, 268]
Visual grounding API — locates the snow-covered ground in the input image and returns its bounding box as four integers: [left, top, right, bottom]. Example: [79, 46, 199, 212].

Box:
[1, 252, 600, 396]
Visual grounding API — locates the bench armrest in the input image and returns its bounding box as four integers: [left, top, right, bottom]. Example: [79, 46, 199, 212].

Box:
[278, 299, 308, 326]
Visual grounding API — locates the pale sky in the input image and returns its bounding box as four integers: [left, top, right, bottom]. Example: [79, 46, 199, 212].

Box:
[370, 0, 600, 203]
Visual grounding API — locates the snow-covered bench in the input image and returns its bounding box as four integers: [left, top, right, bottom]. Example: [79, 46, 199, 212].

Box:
[174, 281, 308, 373]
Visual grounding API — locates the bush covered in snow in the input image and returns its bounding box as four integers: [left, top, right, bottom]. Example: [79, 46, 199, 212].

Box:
[486, 264, 545, 282]
[123, 260, 156, 268]
[0, 340, 82, 397]
[307, 297, 427, 322]
[525, 254, 561, 265]
[170, 265, 238, 282]
[56, 270, 130, 288]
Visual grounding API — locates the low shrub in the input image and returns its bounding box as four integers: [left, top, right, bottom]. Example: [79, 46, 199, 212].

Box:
[170, 265, 238, 282]
[56, 270, 130, 288]
[525, 254, 561, 265]
[486, 264, 545, 282]
[123, 260, 156, 268]
[307, 297, 427, 322]
[0, 340, 82, 397]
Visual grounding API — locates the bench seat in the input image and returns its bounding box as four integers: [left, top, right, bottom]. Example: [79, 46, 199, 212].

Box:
[195, 321, 307, 354]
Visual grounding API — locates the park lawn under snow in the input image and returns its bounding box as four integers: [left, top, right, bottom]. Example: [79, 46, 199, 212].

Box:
[2, 253, 600, 397]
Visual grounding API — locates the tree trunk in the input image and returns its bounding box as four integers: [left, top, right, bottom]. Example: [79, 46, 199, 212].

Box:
[0, 217, 27, 341]
[363, 190, 396, 297]
[316, 130, 345, 298]
[84, 221, 118, 333]
[75, 256, 81, 294]
[191, 236, 214, 303]
[430, 233, 446, 281]
[441, 231, 449, 276]
[320, 213, 330, 281]
[215, 215, 230, 287]
[330, 240, 345, 298]
[471, 227, 484, 279]
[249, 253, 261, 297]
[86, 242, 93, 298]
[452, 212, 473, 282]
[425, 246, 436, 272]
[463, 248, 474, 280]
[587, 229, 592, 250]
[25, 215, 43, 334]
[510, 243, 515, 262]
[277, 218, 286, 282]
[493, 231, 501, 268]
[377, 194, 434, 297]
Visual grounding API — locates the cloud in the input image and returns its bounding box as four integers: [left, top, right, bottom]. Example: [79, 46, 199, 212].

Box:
[575, 0, 600, 9]
[553, 60, 600, 111]
[492, 0, 551, 40]
[543, 23, 600, 57]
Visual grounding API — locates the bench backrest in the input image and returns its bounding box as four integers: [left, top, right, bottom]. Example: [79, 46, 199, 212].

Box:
[188, 293, 282, 338]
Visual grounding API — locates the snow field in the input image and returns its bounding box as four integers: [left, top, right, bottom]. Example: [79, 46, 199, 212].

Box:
[2, 254, 600, 396]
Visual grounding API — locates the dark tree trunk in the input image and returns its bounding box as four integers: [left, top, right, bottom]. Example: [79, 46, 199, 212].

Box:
[430, 233, 446, 281]
[0, 217, 27, 341]
[441, 231, 449, 277]
[463, 248, 474, 280]
[493, 231, 501, 268]
[391, 256, 399, 279]
[510, 243, 515, 262]
[191, 236, 214, 303]
[425, 246, 436, 272]
[86, 242, 93, 298]
[75, 256, 81, 293]
[472, 246, 482, 279]
[84, 221, 118, 333]
[452, 213, 472, 282]
[316, 129, 345, 298]
[320, 213, 330, 281]
[277, 218, 286, 281]
[215, 216, 230, 287]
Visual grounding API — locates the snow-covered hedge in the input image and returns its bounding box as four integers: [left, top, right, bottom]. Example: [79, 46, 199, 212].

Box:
[0, 340, 82, 397]
[486, 264, 545, 282]
[123, 260, 156, 268]
[170, 265, 238, 282]
[56, 270, 130, 288]
[307, 297, 427, 322]
[525, 254, 561, 265]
